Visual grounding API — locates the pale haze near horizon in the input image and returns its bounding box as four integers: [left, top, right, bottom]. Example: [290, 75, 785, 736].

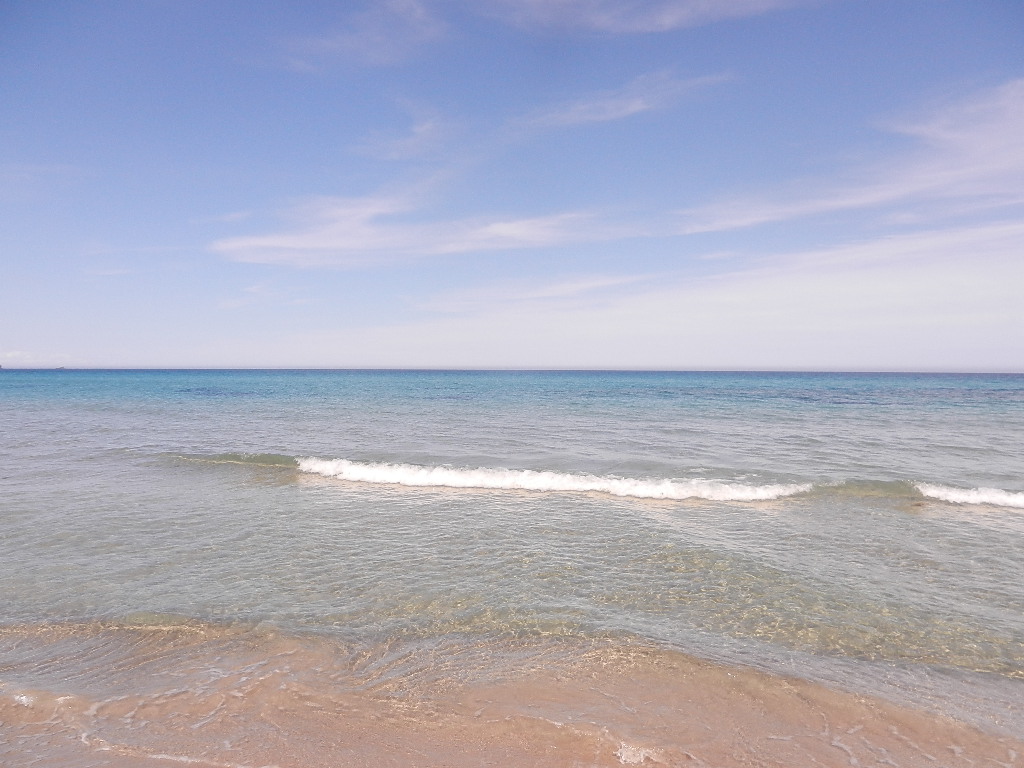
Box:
[1, 0, 1022, 371]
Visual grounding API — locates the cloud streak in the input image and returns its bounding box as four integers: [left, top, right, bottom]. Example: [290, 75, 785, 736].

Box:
[418, 273, 649, 314]
[680, 78, 1024, 232]
[210, 193, 636, 267]
[351, 97, 453, 160]
[476, 0, 806, 33]
[284, 0, 801, 73]
[287, 0, 445, 68]
[524, 71, 727, 128]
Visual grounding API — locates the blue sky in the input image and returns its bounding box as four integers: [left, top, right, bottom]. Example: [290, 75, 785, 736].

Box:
[2, 0, 1022, 370]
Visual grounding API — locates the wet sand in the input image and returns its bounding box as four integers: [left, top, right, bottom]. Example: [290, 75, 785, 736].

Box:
[2, 622, 1021, 767]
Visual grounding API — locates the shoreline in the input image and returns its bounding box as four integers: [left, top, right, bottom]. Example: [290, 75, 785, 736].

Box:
[2, 621, 1021, 767]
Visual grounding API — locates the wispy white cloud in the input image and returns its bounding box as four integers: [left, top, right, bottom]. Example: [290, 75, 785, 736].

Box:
[476, 0, 806, 33]
[353, 101, 450, 160]
[680, 78, 1024, 233]
[356, 116, 446, 160]
[525, 71, 727, 128]
[210, 192, 635, 267]
[435, 211, 597, 251]
[418, 273, 649, 313]
[349, 70, 722, 165]
[287, 0, 445, 69]
[216, 68, 724, 267]
[276, 219, 1024, 370]
[283, 0, 800, 72]
[214, 78, 1024, 272]
[213, 194, 415, 267]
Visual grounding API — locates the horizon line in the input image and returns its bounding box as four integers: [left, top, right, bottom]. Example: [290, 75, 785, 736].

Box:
[2, 367, 1023, 375]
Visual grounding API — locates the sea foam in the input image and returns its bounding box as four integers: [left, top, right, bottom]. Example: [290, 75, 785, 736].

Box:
[297, 458, 810, 501]
[916, 484, 1024, 509]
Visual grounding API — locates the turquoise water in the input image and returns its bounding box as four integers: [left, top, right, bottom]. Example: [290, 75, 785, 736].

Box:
[2, 370, 1023, 735]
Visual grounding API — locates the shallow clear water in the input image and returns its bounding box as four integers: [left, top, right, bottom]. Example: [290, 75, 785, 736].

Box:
[2, 370, 1023, 763]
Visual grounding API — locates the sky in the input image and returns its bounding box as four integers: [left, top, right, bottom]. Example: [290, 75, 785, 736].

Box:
[1, 0, 1023, 370]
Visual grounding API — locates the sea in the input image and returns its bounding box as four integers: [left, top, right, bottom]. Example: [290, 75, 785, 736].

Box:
[1, 369, 1022, 767]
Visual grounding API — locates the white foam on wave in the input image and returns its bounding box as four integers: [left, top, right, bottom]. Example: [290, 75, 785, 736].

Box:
[297, 458, 811, 501]
[916, 483, 1024, 509]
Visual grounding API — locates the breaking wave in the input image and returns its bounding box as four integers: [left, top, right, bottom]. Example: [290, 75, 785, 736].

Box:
[916, 484, 1024, 509]
[297, 458, 811, 501]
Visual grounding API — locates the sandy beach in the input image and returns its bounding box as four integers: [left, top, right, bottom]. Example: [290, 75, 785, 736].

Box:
[3, 621, 1022, 767]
